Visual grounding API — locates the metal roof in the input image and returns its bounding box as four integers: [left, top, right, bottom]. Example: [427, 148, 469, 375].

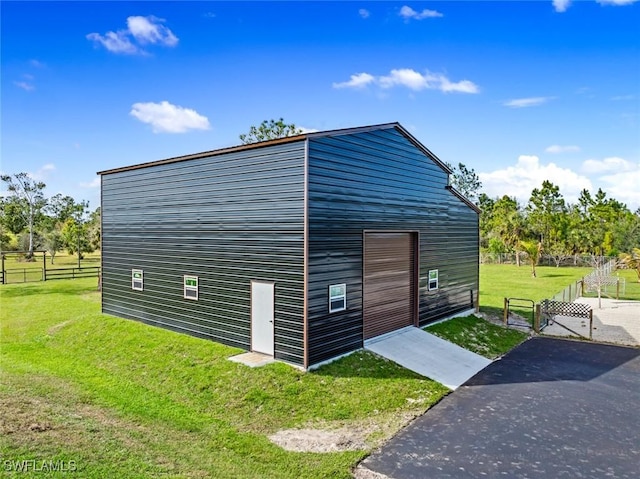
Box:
[97, 122, 453, 176]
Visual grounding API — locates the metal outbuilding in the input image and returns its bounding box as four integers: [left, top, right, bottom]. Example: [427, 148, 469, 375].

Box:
[98, 123, 480, 368]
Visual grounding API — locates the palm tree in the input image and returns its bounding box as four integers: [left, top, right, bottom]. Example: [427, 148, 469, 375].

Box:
[520, 240, 543, 278]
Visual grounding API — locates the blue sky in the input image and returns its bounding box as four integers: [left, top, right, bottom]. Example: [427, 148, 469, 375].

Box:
[2, 0, 639, 211]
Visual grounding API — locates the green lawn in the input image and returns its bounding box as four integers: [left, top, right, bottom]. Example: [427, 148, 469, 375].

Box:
[426, 315, 528, 359]
[0, 279, 447, 479]
[480, 264, 591, 319]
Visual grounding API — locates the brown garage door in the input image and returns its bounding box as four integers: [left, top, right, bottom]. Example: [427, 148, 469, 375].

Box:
[364, 232, 416, 340]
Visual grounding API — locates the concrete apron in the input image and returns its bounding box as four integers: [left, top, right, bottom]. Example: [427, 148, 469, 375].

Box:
[364, 326, 492, 390]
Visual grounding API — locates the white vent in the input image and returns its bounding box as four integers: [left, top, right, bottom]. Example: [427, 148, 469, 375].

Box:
[184, 275, 199, 300]
[132, 269, 143, 291]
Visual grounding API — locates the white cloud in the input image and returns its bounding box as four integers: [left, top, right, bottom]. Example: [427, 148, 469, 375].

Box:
[582, 157, 636, 174]
[553, 0, 637, 12]
[80, 177, 101, 188]
[479, 155, 592, 204]
[399, 5, 443, 20]
[29, 59, 45, 68]
[333, 68, 479, 94]
[87, 31, 139, 54]
[87, 16, 178, 55]
[127, 16, 178, 46]
[597, 0, 638, 5]
[436, 75, 480, 94]
[332, 72, 376, 89]
[503, 97, 554, 108]
[298, 126, 319, 134]
[552, 0, 571, 12]
[359, 8, 370, 19]
[598, 167, 640, 209]
[611, 94, 636, 101]
[27, 164, 56, 181]
[379, 69, 429, 90]
[580, 157, 640, 209]
[14, 81, 35, 91]
[130, 101, 210, 133]
[545, 145, 581, 154]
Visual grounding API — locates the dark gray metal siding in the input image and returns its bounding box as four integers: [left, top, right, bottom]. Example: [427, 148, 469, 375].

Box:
[101, 141, 306, 366]
[306, 128, 479, 366]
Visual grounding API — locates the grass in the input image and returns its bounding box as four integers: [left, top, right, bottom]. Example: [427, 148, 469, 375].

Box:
[2, 262, 637, 477]
[426, 315, 528, 359]
[480, 264, 591, 319]
[0, 279, 447, 479]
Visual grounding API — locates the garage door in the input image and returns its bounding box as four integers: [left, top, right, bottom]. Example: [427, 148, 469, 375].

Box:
[364, 232, 416, 340]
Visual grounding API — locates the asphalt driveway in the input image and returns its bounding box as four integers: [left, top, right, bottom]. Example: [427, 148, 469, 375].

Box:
[357, 337, 640, 478]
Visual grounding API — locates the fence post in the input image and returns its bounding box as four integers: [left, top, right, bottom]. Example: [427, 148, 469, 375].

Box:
[503, 298, 508, 325]
[534, 304, 541, 333]
[589, 310, 593, 340]
[581, 277, 585, 296]
[43, 252, 47, 281]
[616, 279, 620, 300]
[1, 255, 4, 285]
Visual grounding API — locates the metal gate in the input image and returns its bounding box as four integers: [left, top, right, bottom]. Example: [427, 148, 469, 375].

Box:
[536, 300, 593, 340]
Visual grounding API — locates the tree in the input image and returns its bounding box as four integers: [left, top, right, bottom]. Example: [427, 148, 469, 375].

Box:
[619, 248, 640, 283]
[43, 194, 82, 229]
[526, 180, 566, 249]
[520, 240, 542, 277]
[1, 173, 47, 259]
[491, 196, 525, 266]
[0, 196, 28, 235]
[239, 118, 304, 144]
[43, 229, 64, 264]
[61, 217, 92, 258]
[478, 193, 495, 251]
[60, 200, 92, 266]
[449, 162, 482, 203]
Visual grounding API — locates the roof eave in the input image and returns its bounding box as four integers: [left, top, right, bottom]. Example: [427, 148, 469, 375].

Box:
[446, 185, 481, 214]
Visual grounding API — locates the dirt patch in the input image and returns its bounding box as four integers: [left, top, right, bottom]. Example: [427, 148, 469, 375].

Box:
[47, 320, 73, 335]
[270, 428, 368, 452]
[353, 465, 393, 479]
[269, 410, 424, 453]
[477, 311, 532, 332]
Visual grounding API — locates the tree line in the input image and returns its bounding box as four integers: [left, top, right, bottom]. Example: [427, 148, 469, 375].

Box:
[1, 173, 99, 263]
[451, 165, 639, 278]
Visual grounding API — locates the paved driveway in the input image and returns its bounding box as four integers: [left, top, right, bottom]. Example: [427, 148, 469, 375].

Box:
[357, 337, 640, 479]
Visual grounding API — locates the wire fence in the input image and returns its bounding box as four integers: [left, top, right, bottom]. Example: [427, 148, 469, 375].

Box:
[480, 253, 613, 267]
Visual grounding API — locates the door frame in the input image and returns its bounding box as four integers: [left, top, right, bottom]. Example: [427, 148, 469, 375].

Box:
[362, 230, 420, 341]
[250, 280, 275, 356]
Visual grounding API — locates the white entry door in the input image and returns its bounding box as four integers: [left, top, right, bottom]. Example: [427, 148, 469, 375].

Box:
[251, 281, 275, 356]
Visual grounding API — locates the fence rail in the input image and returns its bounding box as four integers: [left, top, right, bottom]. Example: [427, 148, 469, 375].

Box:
[3, 268, 45, 284]
[1, 266, 100, 284]
[45, 266, 101, 281]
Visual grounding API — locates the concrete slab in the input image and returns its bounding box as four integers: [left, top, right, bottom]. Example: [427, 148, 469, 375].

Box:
[364, 327, 492, 389]
[228, 351, 275, 368]
[544, 297, 640, 346]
